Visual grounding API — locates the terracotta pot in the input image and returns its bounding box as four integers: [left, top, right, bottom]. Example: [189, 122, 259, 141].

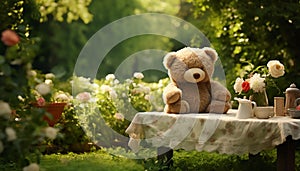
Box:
[35, 103, 67, 126]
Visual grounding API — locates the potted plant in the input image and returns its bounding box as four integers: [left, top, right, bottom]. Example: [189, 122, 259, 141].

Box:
[29, 71, 72, 126]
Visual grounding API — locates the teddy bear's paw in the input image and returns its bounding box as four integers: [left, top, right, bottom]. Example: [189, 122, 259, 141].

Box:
[223, 101, 232, 113]
[179, 100, 190, 113]
[164, 104, 180, 114]
[164, 100, 190, 114]
[164, 89, 181, 104]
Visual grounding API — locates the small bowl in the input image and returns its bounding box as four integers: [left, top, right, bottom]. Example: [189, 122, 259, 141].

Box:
[254, 106, 274, 119]
[288, 108, 300, 118]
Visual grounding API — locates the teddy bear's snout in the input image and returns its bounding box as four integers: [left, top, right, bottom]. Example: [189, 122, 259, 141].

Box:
[193, 73, 200, 79]
[184, 68, 205, 83]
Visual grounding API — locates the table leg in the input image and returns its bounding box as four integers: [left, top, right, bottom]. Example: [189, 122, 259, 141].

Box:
[277, 136, 295, 171]
[157, 146, 173, 169]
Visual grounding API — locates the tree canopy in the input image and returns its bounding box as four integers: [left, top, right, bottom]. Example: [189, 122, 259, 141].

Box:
[182, 0, 300, 98]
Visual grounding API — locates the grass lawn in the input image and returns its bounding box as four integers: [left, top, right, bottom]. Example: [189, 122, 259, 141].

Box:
[2, 148, 298, 171]
[40, 150, 144, 171]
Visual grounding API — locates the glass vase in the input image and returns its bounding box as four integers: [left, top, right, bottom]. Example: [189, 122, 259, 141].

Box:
[249, 89, 269, 106]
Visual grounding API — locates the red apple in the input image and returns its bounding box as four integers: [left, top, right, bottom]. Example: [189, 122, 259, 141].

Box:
[296, 105, 300, 110]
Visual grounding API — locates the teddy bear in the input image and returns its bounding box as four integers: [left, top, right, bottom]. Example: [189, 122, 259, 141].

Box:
[162, 47, 231, 114]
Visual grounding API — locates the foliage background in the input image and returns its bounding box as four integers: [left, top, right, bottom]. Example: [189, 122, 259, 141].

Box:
[27, 0, 300, 104]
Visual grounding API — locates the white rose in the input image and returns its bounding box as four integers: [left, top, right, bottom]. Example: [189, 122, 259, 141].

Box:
[23, 163, 40, 171]
[114, 79, 120, 84]
[44, 79, 53, 85]
[267, 60, 285, 78]
[35, 83, 51, 95]
[100, 85, 112, 92]
[45, 73, 55, 79]
[233, 77, 244, 94]
[54, 93, 70, 102]
[5, 127, 17, 141]
[105, 74, 115, 80]
[133, 72, 144, 79]
[27, 70, 37, 77]
[76, 92, 91, 103]
[114, 113, 124, 120]
[0, 101, 12, 117]
[109, 90, 118, 99]
[44, 127, 59, 140]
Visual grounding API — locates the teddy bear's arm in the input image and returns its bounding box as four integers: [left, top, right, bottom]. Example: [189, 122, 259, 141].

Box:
[210, 81, 231, 102]
[163, 83, 182, 104]
[208, 81, 231, 113]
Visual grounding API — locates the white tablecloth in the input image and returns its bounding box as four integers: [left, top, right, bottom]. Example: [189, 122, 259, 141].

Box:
[125, 109, 300, 155]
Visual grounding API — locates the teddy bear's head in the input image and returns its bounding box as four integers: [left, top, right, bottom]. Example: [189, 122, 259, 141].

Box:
[163, 47, 218, 83]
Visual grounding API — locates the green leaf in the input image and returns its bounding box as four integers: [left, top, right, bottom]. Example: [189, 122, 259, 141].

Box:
[1, 64, 12, 76]
[0, 55, 5, 64]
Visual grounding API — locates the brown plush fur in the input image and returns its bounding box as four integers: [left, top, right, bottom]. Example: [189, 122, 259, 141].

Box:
[163, 47, 231, 114]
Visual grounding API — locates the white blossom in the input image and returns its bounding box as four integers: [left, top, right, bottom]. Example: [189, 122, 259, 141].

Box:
[45, 73, 55, 79]
[267, 60, 285, 78]
[35, 83, 51, 95]
[233, 77, 244, 94]
[76, 92, 91, 103]
[23, 163, 40, 171]
[0, 101, 12, 117]
[54, 93, 71, 102]
[91, 83, 99, 89]
[27, 70, 37, 77]
[114, 113, 124, 121]
[44, 127, 59, 140]
[44, 79, 53, 85]
[109, 90, 118, 99]
[100, 85, 112, 92]
[113, 79, 120, 84]
[105, 74, 115, 80]
[71, 76, 93, 92]
[133, 72, 144, 79]
[249, 73, 265, 93]
[5, 127, 17, 141]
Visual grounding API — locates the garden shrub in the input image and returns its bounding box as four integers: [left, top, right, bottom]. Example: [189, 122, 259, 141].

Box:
[71, 73, 169, 149]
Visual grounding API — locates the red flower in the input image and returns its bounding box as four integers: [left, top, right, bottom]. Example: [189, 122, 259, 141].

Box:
[242, 81, 250, 92]
[37, 97, 46, 106]
[1, 29, 20, 46]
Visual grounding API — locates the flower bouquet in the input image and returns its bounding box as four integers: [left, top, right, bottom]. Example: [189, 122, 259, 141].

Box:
[233, 60, 285, 106]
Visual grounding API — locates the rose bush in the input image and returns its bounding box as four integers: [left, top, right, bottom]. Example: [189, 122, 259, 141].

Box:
[72, 73, 168, 148]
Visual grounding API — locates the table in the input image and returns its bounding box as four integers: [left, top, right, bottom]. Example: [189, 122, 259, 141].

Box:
[125, 109, 300, 171]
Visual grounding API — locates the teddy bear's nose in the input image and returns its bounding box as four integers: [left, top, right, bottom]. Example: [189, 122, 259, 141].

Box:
[193, 73, 200, 79]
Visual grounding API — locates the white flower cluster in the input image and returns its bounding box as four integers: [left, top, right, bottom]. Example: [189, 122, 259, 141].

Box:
[71, 76, 99, 94]
[249, 73, 265, 93]
[234, 60, 285, 94]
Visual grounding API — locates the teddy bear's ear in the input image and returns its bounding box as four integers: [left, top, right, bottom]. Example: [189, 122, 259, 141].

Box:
[163, 52, 177, 69]
[203, 47, 218, 63]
